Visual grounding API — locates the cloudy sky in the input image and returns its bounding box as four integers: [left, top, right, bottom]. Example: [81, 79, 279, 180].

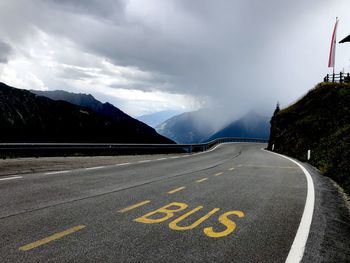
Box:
[0, 0, 349, 119]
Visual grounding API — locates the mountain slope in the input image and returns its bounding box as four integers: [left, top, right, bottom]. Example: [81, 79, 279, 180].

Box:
[268, 82, 350, 194]
[207, 112, 270, 141]
[156, 110, 217, 143]
[33, 90, 133, 122]
[0, 83, 174, 144]
[137, 110, 183, 128]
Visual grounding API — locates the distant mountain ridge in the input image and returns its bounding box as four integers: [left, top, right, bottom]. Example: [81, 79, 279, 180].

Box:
[156, 109, 270, 143]
[0, 83, 174, 143]
[137, 110, 183, 128]
[32, 90, 129, 122]
[207, 112, 270, 141]
[156, 110, 217, 144]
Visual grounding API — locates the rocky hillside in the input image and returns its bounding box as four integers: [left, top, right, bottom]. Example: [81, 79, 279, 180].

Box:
[0, 83, 174, 144]
[268, 82, 350, 193]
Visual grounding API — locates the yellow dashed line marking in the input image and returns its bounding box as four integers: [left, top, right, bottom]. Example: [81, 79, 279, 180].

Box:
[214, 172, 223, 176]
[196, 178, 208, 183]
[228, 168, 235, 171]
[118, 200, 151, 213]
[168, 187, 186, 194]
[19, 225, 86, 251]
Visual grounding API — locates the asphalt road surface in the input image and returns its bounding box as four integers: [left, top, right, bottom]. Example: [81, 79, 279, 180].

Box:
[0, 143, 325, 262]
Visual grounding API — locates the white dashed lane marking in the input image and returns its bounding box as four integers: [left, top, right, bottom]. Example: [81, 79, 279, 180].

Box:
[0, 176, 23, 181]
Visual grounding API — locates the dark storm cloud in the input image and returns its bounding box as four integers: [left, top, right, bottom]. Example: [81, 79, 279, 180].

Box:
[0, 40, 12, 63]
[0, 0, 348, 122]
[48, 0, 126, 22]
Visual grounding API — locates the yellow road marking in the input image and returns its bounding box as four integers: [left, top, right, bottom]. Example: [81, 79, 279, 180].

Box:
[196, 178, 208, 183]
[134, 202, 188, 224]
[168, 187, 185, 194]
[228, 167, 235, 171]
[169, 207, 220, 231]
[118, 200, 151, 213]
[204, 210, 244, 238]
[19, 225, 85, 251]
[214, 172, 223, 176]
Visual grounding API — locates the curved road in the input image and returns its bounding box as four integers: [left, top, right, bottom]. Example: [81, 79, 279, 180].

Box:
[0, 143, 312, 262]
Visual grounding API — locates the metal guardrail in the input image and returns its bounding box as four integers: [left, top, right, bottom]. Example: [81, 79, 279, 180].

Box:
[0, 137, 268, 157]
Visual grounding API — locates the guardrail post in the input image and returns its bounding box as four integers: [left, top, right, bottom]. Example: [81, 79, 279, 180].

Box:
[188, 145, 192, 154]
[324, 74, 329, 82]
[340, 72, 343, 83]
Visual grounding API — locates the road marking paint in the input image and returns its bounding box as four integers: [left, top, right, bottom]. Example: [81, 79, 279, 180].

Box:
[228, 168, 235, 171]
[214, 172, 223, 176]
[118, 200, 151, 213]
[0, 176, 23, 181]
[134, 202, 188, 224]
[19, 225, 86, 251]
[85, 166, 105, 170]
[138, 160, 151, 163]
[116, 162, 131, 166]
[262, 149, 315, 263]
[132, 201, 245, 238]
[196, 178, 208, 183]
[239, 164, 296, 169]
[194, 143, 227, 155]
[203, 210, 244, 238]
[156, 158, 167, 161]
[168, 187, 186, 194]
[171, 156, 180, 159]
[237, 164, 242, 167]
[44, 170, 70, 175]
[169, 207, 220, 231]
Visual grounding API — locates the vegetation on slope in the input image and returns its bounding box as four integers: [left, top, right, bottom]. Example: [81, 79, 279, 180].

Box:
[268, 82, 350, 193]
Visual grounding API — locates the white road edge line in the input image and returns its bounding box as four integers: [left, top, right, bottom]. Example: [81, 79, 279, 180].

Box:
[116, 162, 131, 166]
[45, 170, 70, 175]
[138, 160, 151, 163]
[0, 176, 23, 181]
[85, 166, 105, 170]
[194, 142, 235, 156]
[262, 148, 315, 263]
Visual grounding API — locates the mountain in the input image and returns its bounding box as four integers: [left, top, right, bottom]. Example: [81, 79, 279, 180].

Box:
[0, 83, 174, 144]
[137, 110, 183, 128]
[268, 82, 350, 194]
[156, 110, 218, 143]
[207, 112, 270, 141]
[32, 90, 129, 122]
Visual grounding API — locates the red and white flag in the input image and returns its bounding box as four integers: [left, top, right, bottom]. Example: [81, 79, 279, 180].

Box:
[328, 18, 339, 68]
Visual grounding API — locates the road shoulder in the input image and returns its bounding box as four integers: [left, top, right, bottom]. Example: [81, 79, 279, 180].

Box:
[302, 163, 350, 262]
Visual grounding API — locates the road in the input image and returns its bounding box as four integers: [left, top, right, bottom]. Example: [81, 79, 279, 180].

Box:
[0, 143, 313, 262]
